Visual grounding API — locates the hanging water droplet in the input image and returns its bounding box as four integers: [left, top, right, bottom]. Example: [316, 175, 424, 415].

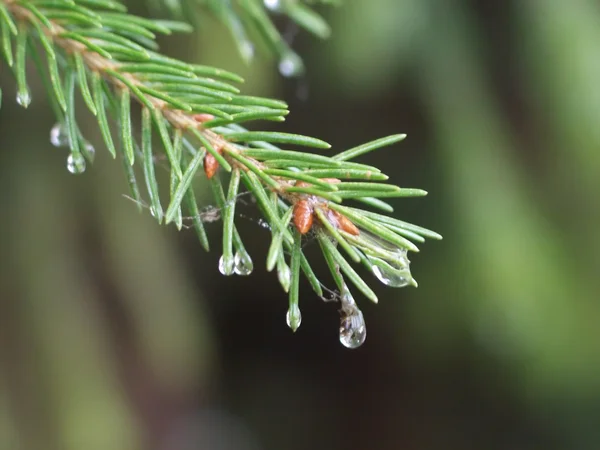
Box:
[82, 141, 96, 163]
[277, 264, 291, 292]
[240, 41, 255, 64]
[233, 251, 253, 276]
[16, 90, 31, 108]
[371, 263, 412, 287]
[278, 51, 304, 78]
[50, 123, 69, 147]
[66, 152, 86, 174]
[218, 254, 235, 276]
[286, 305, 301, 332]
[340, 287, 356, 307]
[339, 307, 366, 349]
[367, 252, 417, 288]
[263, 0, 282, 11]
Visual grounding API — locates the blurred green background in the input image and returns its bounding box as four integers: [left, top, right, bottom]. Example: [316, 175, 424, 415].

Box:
[2, 1, 600, 449]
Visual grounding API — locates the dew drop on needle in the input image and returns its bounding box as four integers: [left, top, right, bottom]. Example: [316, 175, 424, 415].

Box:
[338, 287, 366, 349]
[83, 141, 96, 163]
[286, 305, 301, 332]
[50, 123, 69, 148]
[264, 0, 281, 11]
[359, 233, 418, 287]
[278, 52, 304, 78]
[233, 251, 253, 276]
[339, 308, 366, 349]
[16, 91, 31, 108]
[277, 264, 291, 292]
[218, 254, 235, 276]
[67, 153, 86, 174]
[240, 41, 255, 63]
[368, 253, 416, 288]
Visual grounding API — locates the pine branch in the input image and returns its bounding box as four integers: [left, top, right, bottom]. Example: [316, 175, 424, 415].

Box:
[0, 0, 441, 348]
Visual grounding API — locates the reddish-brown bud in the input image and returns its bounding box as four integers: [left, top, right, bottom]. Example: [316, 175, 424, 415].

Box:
[293, 200, 314, 234]
[330, 210, 360, 236]
[204, 152, 219, 179]
[193, 113, 215, 124]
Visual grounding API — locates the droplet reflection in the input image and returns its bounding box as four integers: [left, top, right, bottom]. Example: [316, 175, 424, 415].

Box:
[16, 91, 31, 108]
[218, 254, 235, 276]
[339, 308, 366, 349]
[277, 263, 291, 292]
[368, 253, 417, 288]
[50, 123, 69, 147]
[338, 288, 366, 349]
[286, 305, 301, 332]
[66, 152, 86, 174]
[233, 251, 253, 276]
[278, 51, 304, 78]
[263, 0, 281, 11]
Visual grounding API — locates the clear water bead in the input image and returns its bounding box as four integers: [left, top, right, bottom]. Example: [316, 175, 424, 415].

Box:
[368, 251, 417, 288]
[83, 141, 96, 163]
[67, 153, 86, 174]
[277, 264, 291, 292]
[240, 41, 255, 63]
[340, 287, 356, 306]
[286, 305, 301, 332]
[278, 52, 304, 78]
[218, 254, 235, 276]
[50, 123, 69, 147]
[264, 0, 281, 11]
[16, 91, 31, 108]
[233, 251, 253, 276]
[257, 219, 271, 230]
[339, 308, 366, 349]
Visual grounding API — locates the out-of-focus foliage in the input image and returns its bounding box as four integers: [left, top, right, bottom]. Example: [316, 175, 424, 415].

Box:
[147, 0, 338, 71]
[1, 0, 600, 449]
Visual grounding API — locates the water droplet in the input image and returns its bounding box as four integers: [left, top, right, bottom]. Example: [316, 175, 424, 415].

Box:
[278, 52, 304, 78]
[340, 287, 356, 307]
[339, 307, 366, 349]
[360, 229, 405, 253]
[263, 0, 282, 11]
[240, 41, 255, 63]
[286, 305, 301, 332]
[257, 219, 271, 230]
[277, 264, 291, 292]
[16, 90, 31, 108]
[367, 252, 417, 288]
[67, 152, 86, 174]
[219, 254, 235, 276]
[234, 251, 253, 276]
[82, 141, 96, 163]
[50, 123, 69, 147]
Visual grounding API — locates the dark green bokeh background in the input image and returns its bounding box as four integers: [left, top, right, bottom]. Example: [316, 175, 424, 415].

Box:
[2, 1, 600, 449]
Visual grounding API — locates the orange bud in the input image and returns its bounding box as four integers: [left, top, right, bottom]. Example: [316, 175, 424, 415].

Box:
[338, 214, 360, 236]
[293, 200, 314, 234]
[330, 210, 360, 236]
[193, 113, 215, 123]
[204, 152, 219, 179]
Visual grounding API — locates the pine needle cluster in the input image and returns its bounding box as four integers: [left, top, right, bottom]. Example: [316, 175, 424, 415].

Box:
[0, 0, 441, 348]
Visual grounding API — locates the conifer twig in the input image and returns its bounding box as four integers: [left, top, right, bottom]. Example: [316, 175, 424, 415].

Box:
[0, 0, 441, 348]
